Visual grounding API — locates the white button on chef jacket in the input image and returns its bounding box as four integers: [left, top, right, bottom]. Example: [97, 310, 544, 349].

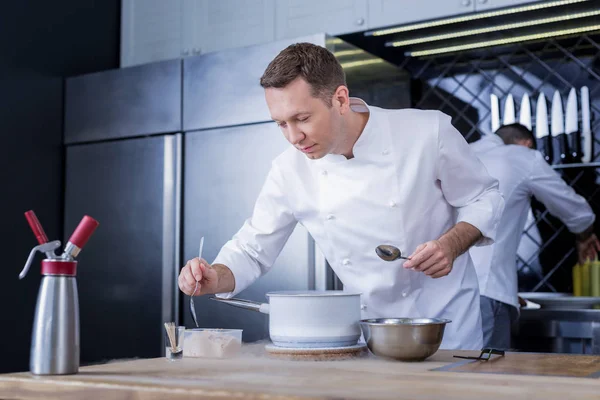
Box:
[470, 134, 595, 309]
[214, 98, 504, 350]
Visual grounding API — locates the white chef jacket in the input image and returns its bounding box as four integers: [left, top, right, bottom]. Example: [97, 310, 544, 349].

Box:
[214, 98, 504, 350]
[469, 134, 595, 309]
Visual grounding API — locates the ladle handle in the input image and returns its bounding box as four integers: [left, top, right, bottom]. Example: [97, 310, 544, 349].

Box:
[210, 297, 270, 314]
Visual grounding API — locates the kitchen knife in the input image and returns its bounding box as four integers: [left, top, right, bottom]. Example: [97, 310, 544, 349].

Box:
[519, 93, 532, 130]
[551, 90, 569, 164]
[535, 93, 552, 164]
[565, 87, 581, 161]
[491, 93, 500, 133]
[503, 94, 516, 125]
[581, 86, 593, 163]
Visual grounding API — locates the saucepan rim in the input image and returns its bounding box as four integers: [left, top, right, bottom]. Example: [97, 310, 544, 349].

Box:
[360, 317, 451, 326]
[266, 290, 362, 297]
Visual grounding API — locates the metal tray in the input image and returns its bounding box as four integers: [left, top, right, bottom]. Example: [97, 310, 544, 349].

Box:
[519, 292, 600, 309]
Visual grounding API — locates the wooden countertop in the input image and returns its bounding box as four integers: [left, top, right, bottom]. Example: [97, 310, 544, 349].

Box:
[1, 344, 599, 400]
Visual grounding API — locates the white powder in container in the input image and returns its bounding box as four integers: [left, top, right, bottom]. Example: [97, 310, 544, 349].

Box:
[183, 329, 242, 358]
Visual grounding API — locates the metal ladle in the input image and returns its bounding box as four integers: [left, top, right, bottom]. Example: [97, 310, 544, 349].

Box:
[190, 237, 204, 328]
[376, 245, 411, 262]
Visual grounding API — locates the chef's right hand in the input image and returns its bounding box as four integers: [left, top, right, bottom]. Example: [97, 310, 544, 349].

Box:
[178, 258, 219, 296]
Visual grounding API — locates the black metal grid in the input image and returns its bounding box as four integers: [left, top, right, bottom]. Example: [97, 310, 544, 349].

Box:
[395, 34, 600, 293]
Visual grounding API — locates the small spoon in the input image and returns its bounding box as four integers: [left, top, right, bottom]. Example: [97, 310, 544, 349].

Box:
[376, 245, 411, 262]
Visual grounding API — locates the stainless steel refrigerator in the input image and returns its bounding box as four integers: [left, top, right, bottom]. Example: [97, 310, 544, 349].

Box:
[64, 134, 181, 362]
[63, 60, 182, 363]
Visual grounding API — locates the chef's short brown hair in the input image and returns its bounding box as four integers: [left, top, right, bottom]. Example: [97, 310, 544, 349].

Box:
[260, 42, 346, 106]
[496, 123, 537, 149]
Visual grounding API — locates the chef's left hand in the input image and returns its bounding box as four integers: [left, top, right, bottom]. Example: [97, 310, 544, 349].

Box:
[576, 233, 600, 264]
[403, 239, 457, 278]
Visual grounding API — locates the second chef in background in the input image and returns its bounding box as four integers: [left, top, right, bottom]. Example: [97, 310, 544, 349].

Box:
[470, 123, 599, 350]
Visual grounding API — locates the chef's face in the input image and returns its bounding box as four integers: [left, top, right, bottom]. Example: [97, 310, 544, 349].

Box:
[265, 77, 348, 160]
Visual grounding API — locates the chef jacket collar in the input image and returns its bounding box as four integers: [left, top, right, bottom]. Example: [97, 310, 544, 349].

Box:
[317, 97, 379, 164]
[484, 133, 505, 147]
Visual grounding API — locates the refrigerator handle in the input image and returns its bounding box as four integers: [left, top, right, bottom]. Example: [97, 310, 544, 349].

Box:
[162, 134, 183, 329]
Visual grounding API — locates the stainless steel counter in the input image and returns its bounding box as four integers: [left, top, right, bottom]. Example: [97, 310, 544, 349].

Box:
[520, 308, 600, 322]
[515, 308, 600, 354]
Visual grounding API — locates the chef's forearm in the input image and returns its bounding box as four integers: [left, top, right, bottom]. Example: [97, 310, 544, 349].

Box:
[212, 264, 236, 294]
[438, 222, 482, 260]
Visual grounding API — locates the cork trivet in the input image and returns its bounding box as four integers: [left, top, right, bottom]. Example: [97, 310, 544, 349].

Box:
[264, 343, 368, 361]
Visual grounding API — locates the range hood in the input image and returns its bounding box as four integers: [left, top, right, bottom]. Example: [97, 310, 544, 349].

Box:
[340, 0, 600, 62]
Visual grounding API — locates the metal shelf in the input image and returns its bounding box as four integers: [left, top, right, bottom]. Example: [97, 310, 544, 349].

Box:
[552, 162, 600, 170]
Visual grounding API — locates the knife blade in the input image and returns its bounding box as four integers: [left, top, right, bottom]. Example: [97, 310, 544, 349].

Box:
[581, 86, 593, 163]
[535, 93, 552, 164]
[565, 87, 581, 161]
[551, 90, 569, 164]
[491, 93, 500, 133]
[520, 93, 532, 130]
[503, 94, 516, 125]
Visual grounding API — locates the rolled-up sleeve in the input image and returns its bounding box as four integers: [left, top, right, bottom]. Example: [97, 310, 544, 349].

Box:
[213, 162, 297, 298]
[436, 113, 504, 246]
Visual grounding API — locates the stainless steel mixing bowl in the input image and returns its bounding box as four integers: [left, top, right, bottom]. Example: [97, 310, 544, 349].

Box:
[360, 318, 451, 361]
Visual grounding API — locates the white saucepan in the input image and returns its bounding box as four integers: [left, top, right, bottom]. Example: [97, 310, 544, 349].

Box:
[210, 290, 362, 348]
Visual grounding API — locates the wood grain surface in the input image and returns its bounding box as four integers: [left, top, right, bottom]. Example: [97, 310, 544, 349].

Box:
[434, 352, 600, 378]
[1, 344, 599, 400]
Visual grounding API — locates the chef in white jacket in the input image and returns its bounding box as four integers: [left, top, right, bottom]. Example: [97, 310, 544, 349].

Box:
[179, 43, 504, 350]
[470, 123, 599, 349]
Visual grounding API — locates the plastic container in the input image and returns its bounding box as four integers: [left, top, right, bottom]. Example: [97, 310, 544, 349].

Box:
[182, 328, 242, 358]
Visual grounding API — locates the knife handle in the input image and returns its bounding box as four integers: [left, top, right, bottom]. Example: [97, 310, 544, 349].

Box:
[570, 131, 582, 161]
[553, 134, 570, 164]
[538, 136, 553, 164]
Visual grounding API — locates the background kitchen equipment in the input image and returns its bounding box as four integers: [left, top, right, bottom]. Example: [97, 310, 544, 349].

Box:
[490, 88, 593, 165]
[20, 211, 99, 375]
[566, 88, 582, 161]
[211, 291, 362, 348]
[551, 90, 569, 164]
[535, 93, 552, 164]
[520, 295, 600, 310]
